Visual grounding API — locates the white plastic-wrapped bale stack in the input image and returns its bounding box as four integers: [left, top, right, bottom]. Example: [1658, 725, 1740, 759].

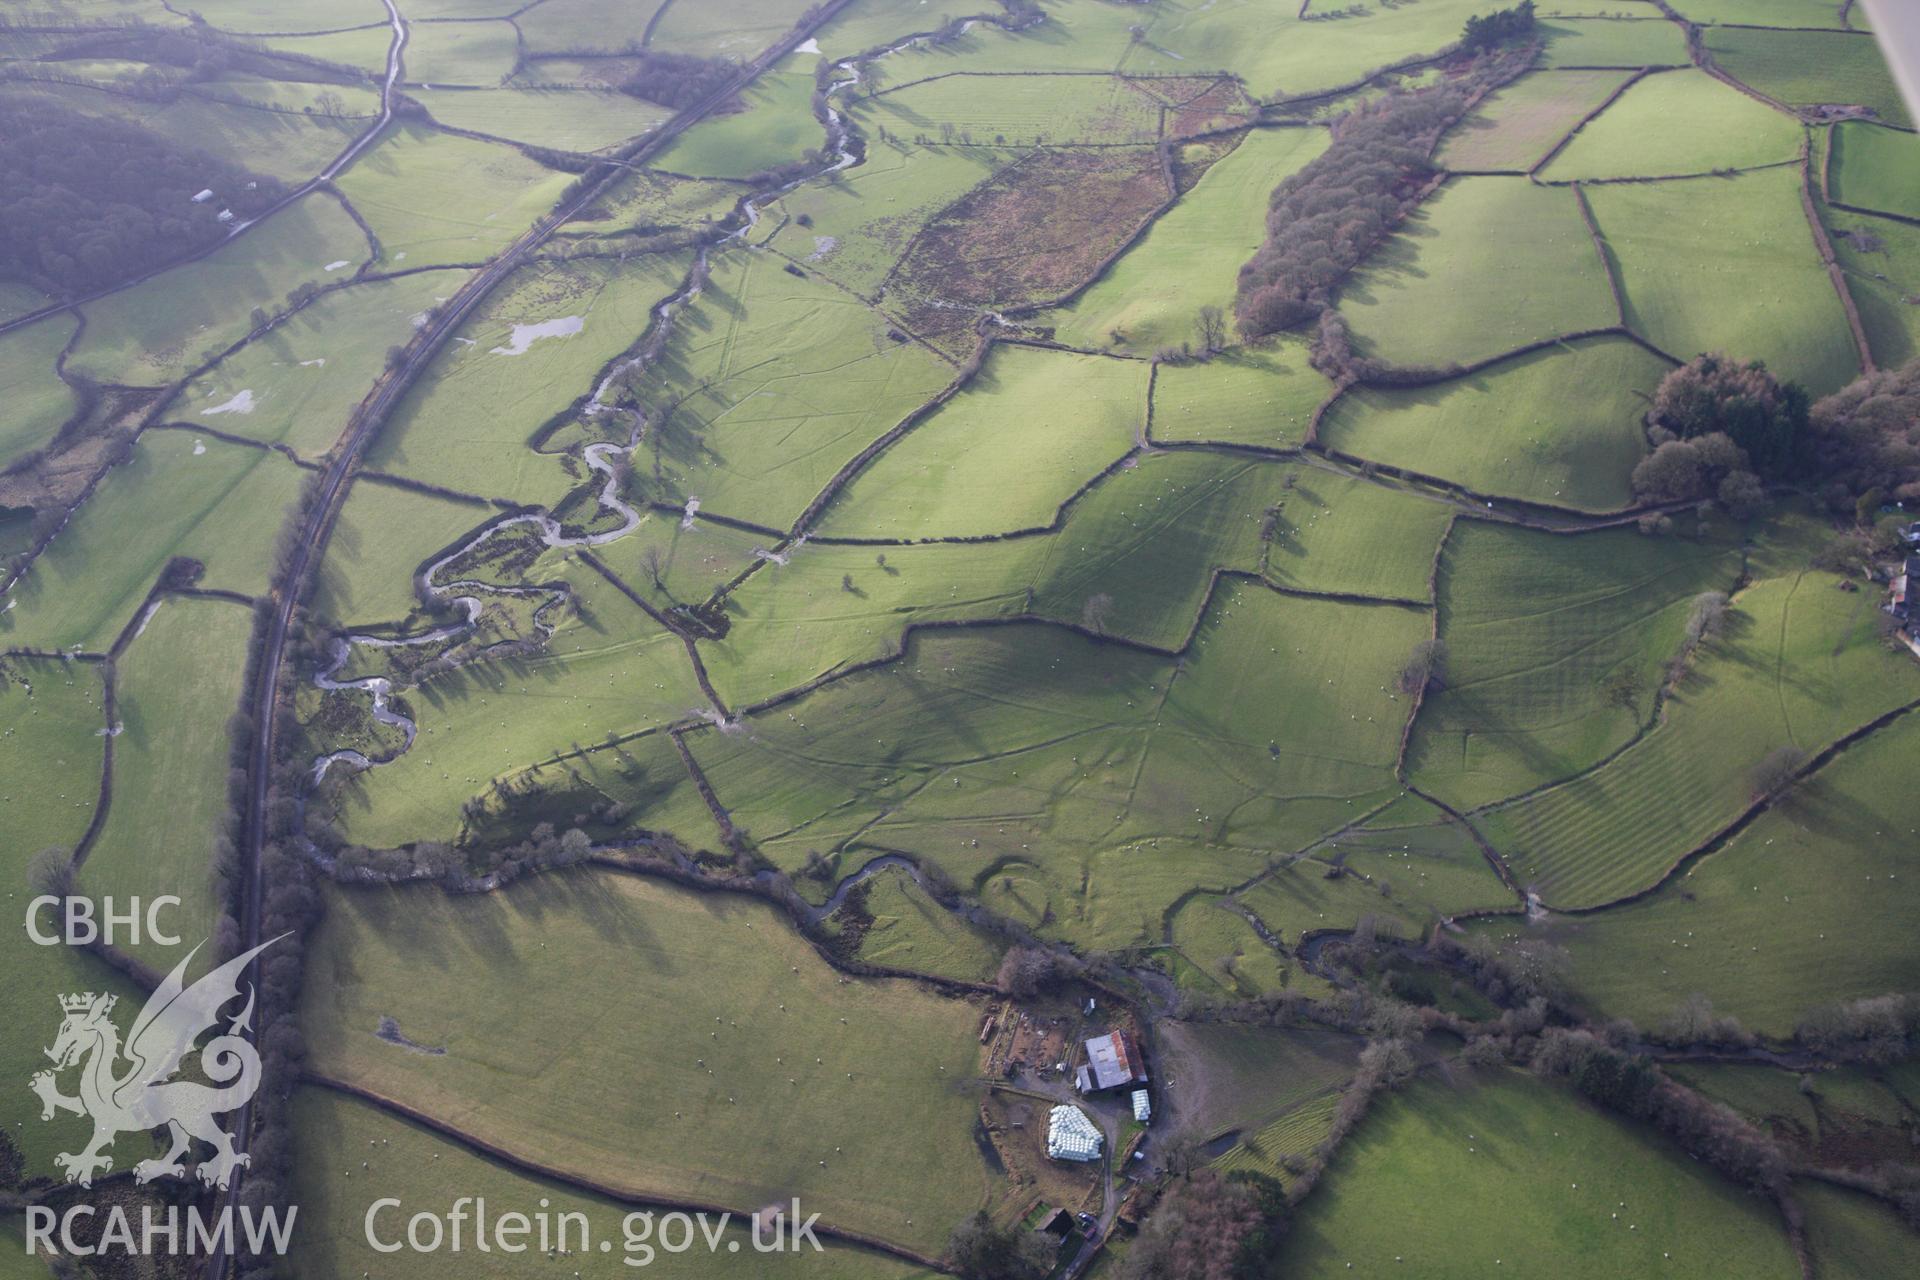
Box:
[1047, 1104, 1104, 1162]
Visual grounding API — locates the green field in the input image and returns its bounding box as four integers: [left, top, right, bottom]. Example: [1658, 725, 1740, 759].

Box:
[648, 0, 814, 58]
[1319, 794, 1517, 919]
[336, 125, 574, 270]
[653, 60, 821, 179]
[584, 511, 767, 615]
[188, 74, 383, 119]
[1540, 69, 1803, 180]
[301, 871, 991, 1256]
[857, 74, 1163, 148]
[311, 478, 492, 630]
[181, 268, 470, 457]
[896, 586, 1423, 940]
[259, 26, 397, 75]
[292, 1088, 935, 1279]
[1167, 894, 1298, 997]
[698, 450, 1285, 705]
[0, 313, 79, 470]
[1476, 538, 1920, 908]
[564, 167, 746, 242]
[816, 344, 1145, 539]
[168, 0, 384, 30]
[1800, 1183, 1919, 1280]
[402, 18, 520, 85]
[414, 85, 672, 153]
[1237, 855, 1438, 944]
[1149, 341, 1332, 450]
[366, 253, 692, 507]
[1590, 167, 1863, 393]
[1437, 69, 1635, 171]
[1706, 27, 1911, 128]
[462, 721, 720, 853]
[75, 597, 253, 974]
[66, 192, 368, 385]
[517, 0, 671, 53]
[1672, 0, 1849, 26]
[1664, 1063, 1818, 1136]
[1262, 468, 1454, 602]
[1144, 0, 1512, 100]
[844, 864, 1005, 982]
[0, 431, 303, 653]
[1276, 1070, 1798, 1278]
[766, 142, 1022, 297]
[1408, 519, 1740, 813]
[1489, 710, 1920, 1036]
[1341, 177, 1618, 369]
[1048, 127, 1330, 353]
[690, 584, 1425, 952]
[634, 250, 954, 529]
[325, 573, 706, 850]
[4, 2, 1915, 1272]
[0, 659, 142, 1176]
[1828, 120, 1920, 218]
[1540, 17, 1692, 69]
[1828, 205, 1920, 369]
[1214, 1091, 1342, 1187]
[820, 0, 1141, 73]
[1317, 336, 1665, 510]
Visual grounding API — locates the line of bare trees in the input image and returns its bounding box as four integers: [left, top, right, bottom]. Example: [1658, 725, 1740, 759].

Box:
[1234, 44, 1536, 338]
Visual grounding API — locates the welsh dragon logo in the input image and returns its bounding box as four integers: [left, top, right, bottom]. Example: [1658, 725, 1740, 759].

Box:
[29, 937, 280, 1189]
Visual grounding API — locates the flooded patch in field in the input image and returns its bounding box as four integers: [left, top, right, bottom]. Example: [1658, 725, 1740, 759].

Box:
[490, 315, 584, 356]
[201, 389, 256, 416]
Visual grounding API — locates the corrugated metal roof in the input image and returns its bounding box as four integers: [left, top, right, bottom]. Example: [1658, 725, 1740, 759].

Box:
[1131, 1089, 1151, 1122]
[1082, 1031, 1146, 1091]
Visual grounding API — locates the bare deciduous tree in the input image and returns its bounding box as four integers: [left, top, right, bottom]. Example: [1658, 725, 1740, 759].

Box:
[1195, 304, 1227, 353]
[1082, 592, 1115, 636]
[1752, 744, 1809, 800]
[1397, 637, 1447, 695]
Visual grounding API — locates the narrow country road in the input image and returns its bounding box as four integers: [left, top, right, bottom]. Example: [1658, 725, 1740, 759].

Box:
[203, 0, 408, 1269]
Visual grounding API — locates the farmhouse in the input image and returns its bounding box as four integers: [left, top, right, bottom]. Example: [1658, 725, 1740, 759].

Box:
[1047, 1104, 1104, 1162]
[1075, 1030, 1147, 1094]
[1891, 557, 1920, 657]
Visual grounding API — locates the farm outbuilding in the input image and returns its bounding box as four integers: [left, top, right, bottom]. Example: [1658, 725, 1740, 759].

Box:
[1047, 1104, 1104, 1162]
[1075, 1030, 1147, 1094]
[1893, 557, 1920, 657]
[1132, 1089, 1151, 1123]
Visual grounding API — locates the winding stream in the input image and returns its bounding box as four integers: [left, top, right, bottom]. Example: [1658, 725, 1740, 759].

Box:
[303, 12, 1040, 793]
